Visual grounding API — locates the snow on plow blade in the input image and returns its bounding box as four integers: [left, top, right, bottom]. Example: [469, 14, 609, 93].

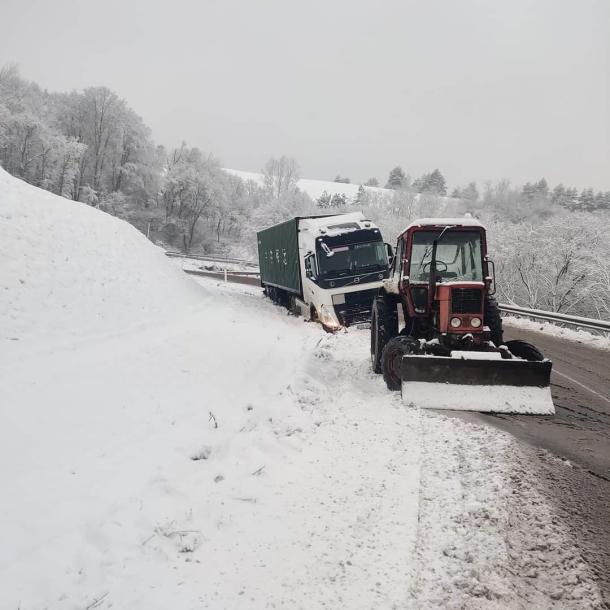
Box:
[400, 355, 555, 415]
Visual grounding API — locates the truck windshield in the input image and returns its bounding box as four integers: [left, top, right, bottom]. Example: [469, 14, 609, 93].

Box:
[317, 241, 387, 278]
[409, 230, 483, 282]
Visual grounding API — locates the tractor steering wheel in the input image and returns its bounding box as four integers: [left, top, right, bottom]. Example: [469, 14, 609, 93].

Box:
[422, 260, 448, 273]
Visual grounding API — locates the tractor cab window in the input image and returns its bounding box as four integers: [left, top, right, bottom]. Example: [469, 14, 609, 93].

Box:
[409, 230, 483, 282]
[393, 237, 405, 276]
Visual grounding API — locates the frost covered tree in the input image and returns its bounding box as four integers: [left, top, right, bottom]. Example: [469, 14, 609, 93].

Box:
[0, 66, 159, 208]
[488, 214, 609, 316]
[334, 175, 350, 183]
[262, 155, 300, 198]
[364, 177, 379, 187]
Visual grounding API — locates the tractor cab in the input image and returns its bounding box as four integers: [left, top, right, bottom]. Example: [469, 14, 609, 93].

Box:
[371, 216, 554, 414]
[388, 218, 495, 346]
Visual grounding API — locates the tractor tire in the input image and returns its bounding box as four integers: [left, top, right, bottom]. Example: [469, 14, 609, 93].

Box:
[505, 339, 545, 361]
[484, 295, 504, 346]
[371, 294, 398, 374]
[382, 336, 418, 391]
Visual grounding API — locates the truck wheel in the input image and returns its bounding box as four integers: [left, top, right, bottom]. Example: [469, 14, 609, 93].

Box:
[288, 295, 300, 316]
[484, 295, 503, 346]
[371, 294, 398, 374]
[505, 340, 544, 361]
[382, 336, 418, 391]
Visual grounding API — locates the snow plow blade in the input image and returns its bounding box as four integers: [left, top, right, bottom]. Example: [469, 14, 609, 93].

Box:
[400, 355, 554, 415]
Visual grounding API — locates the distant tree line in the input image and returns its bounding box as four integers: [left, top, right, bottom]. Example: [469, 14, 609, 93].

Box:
[0, 65, 315, 254]
[2, 66, 608, 318]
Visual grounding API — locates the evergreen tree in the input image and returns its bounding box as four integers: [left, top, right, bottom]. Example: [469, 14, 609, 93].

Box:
[354, 184, 369, 206]
[316, 190, 331, 208]
[414, 169, 446, 195]
[578, 188, 595, 212]
[385, 166, 406, 189]
[535, 178, 549, 197]
[330, 192, 347, 207]
[461, 182, 479, 201]
[427, 169, 447, 195]
[364, 177, 379, 187]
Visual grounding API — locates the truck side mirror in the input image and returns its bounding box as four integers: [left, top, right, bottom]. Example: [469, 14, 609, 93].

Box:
[305, 254, 317, 281]
[385, 243, 394, 267]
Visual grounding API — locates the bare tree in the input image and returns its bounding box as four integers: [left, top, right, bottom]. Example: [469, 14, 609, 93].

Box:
[261, 155, 300, 198]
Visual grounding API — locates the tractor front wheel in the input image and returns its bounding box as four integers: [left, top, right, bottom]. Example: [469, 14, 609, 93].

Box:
[484, 295, 504, 347]
[505, 339, 544, 361]
[382, 336, 418, 391]
[370, 294, 398, 374]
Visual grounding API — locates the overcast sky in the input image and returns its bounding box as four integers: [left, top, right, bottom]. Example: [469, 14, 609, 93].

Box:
[1, 0, 608, 190]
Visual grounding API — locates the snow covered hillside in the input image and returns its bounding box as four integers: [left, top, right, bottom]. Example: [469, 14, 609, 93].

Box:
[224, 168, 389, 201]
[0, 169, 603, 609]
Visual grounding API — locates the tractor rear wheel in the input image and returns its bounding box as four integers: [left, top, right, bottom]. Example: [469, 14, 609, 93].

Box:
[371, 294, 398, 374]
[505, 340, 544, 361]
[382, 336, 418, 391]
[484, 295, 504, 346]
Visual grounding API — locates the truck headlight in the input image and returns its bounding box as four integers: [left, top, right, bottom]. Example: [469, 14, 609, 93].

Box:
[450, 317, 462, 328]
[319, 305, 341, 330]
[470, 317, 482, 328]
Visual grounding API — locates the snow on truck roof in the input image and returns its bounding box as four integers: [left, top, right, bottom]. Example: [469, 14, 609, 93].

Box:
[299, 211, 374, 236]
[403, 217, 484, 232]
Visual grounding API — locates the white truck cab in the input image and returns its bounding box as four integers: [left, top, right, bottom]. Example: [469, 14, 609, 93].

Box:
[258, 212, 390, 329]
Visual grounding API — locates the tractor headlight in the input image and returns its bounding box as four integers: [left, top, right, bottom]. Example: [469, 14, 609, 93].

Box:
[450, 317, 462, 328]
[470, 317, 482, 328]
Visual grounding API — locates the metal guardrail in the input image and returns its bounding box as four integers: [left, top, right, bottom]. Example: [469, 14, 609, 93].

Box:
[165, 251, 257, 267]
[170, 251, 609, 333]
[183, 268, 261, 286]
[499, 303, 610, 332]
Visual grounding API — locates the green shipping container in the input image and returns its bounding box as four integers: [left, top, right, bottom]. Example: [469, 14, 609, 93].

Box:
[257, 218, 302, 296]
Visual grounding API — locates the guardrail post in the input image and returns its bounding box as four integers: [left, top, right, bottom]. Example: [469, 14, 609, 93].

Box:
[224, 268, 228, 282]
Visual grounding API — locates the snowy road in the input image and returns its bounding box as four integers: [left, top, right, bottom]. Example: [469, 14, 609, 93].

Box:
[1, 165, 605, 609]
[471, 324, 610, 606]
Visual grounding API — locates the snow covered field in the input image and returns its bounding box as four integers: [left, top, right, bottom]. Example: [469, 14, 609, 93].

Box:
[223, 168, 389, 201]
[0, 169, 603, 609]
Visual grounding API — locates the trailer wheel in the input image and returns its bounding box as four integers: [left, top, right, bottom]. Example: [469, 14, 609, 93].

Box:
[504, 340, 544, 361]
[484, 295, 504, 346]
[382, 336, 418, 391]
[371, 294, 398, 374]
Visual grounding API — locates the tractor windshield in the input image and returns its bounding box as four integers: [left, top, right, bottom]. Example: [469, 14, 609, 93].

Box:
[409, 230, 484, 282]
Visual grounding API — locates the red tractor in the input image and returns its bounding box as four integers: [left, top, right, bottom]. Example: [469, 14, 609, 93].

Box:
[370, 217, 554, 413]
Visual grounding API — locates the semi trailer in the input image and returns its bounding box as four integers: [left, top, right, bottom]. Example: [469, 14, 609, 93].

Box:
[257, 212, 390, 329]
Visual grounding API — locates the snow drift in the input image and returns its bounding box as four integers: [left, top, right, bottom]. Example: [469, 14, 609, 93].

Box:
[0, 166, 202, 347]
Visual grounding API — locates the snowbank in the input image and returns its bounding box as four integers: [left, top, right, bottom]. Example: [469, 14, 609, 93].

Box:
[503, 315, 610, 351]
[0, 167, 202, 350]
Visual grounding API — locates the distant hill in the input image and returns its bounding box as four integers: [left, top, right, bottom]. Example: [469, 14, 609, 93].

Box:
[223, 168, 389, 201]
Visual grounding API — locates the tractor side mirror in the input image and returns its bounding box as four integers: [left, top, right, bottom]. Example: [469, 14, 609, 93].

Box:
[486, 257, 496, 295]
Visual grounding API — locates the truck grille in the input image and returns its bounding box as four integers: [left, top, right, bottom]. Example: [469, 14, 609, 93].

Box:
[451, 288, 482, 314]
[333, 289, 377, 326]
